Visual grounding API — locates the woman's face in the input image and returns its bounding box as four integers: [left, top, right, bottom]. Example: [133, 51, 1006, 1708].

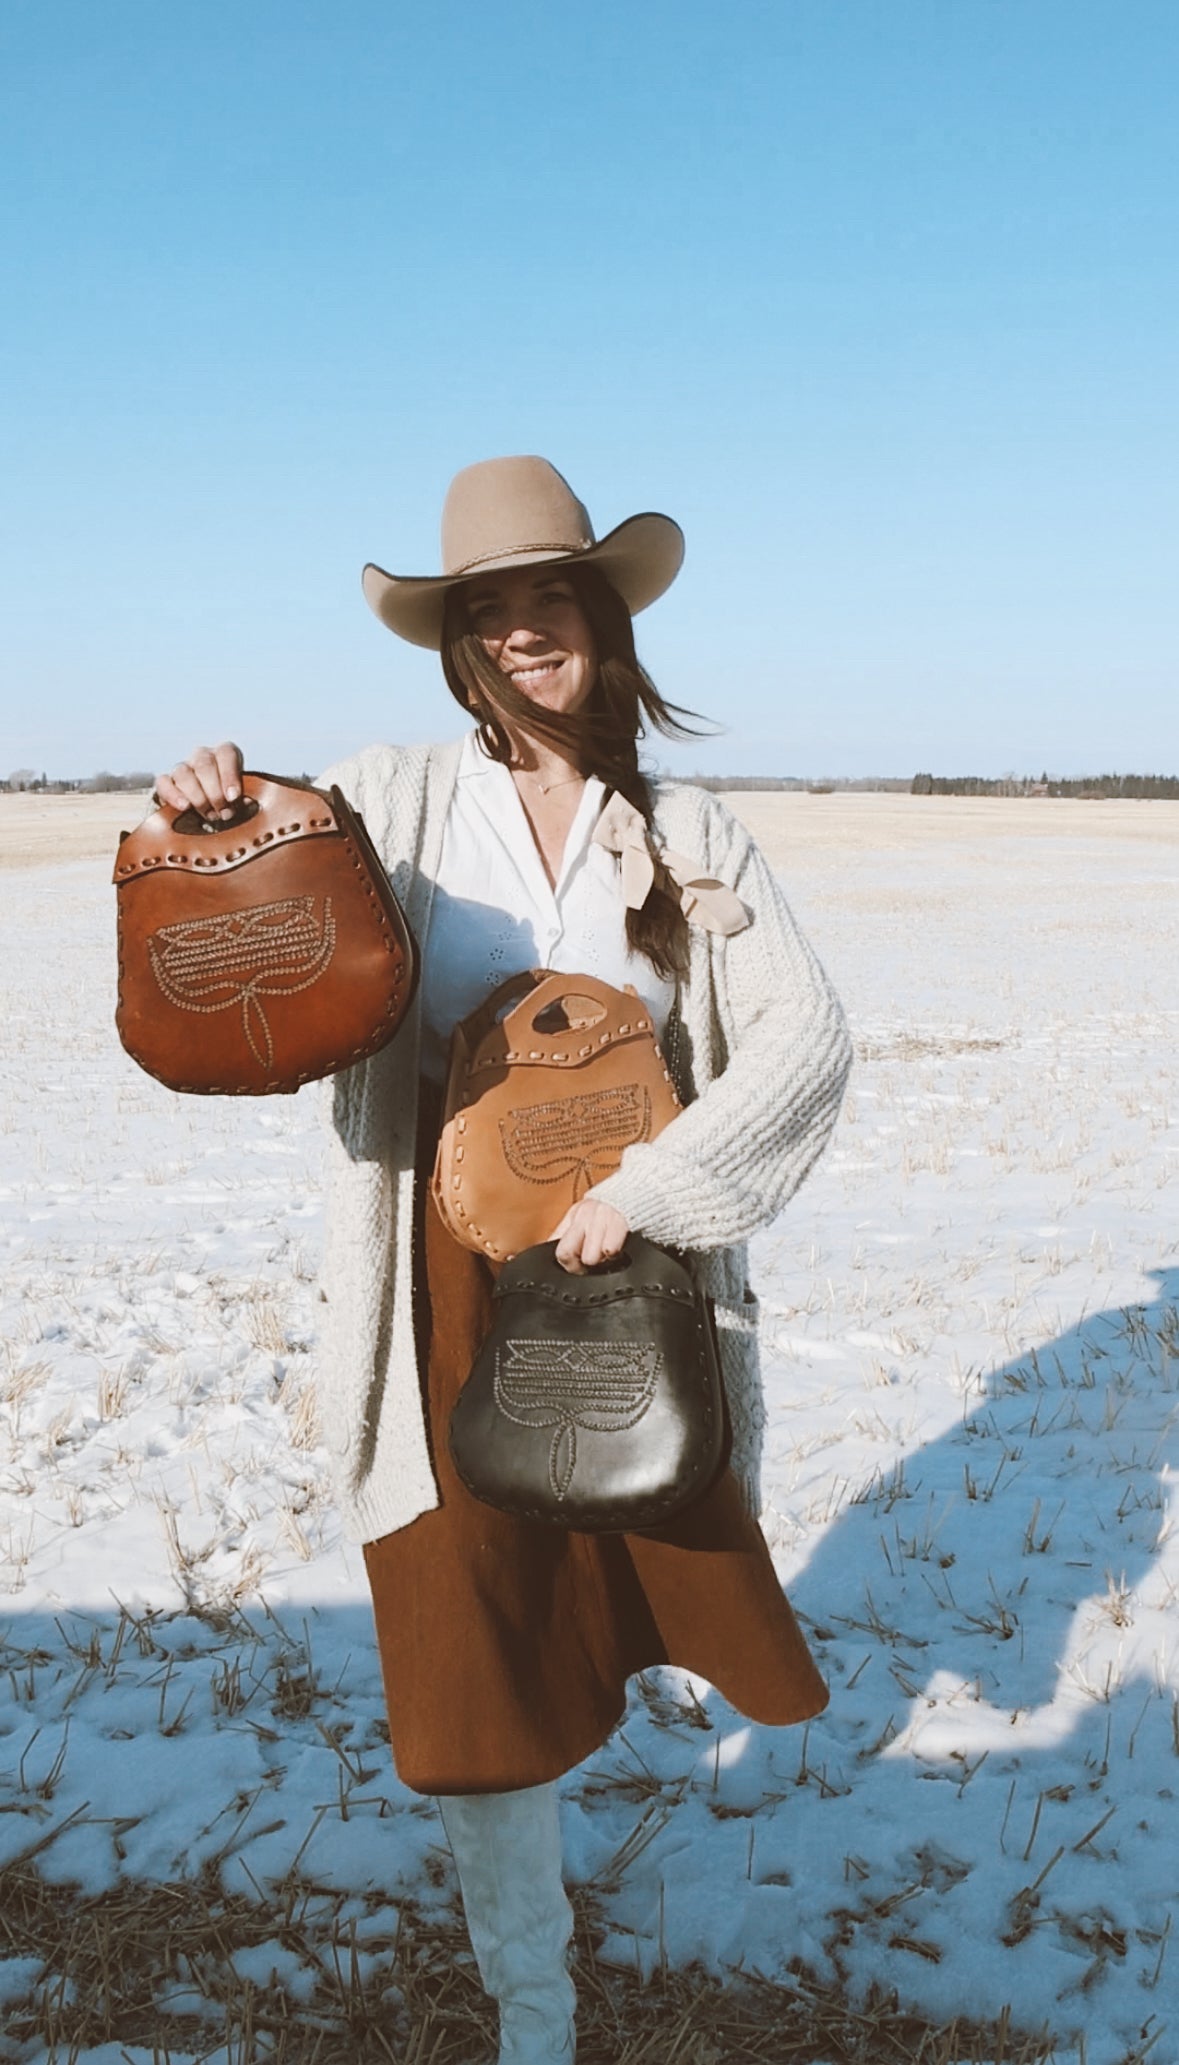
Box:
[461, 566, 598, 720]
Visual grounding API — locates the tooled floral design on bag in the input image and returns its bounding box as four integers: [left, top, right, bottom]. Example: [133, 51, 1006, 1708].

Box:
[494, 1340, 663, 1500]
[498, 1084, 652, 1196]
[147, 896, 337, 1069]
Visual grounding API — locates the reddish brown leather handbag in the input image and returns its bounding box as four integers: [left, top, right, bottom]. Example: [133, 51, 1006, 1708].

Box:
[114, 772, 416, 1095]
[432, 970, 681, 1261]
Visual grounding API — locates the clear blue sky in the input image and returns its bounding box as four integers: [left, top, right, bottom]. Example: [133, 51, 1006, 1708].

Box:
[2, 1, 1176, 780]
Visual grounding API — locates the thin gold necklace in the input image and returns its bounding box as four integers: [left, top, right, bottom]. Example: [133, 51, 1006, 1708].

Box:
[512, 768, 585, 797]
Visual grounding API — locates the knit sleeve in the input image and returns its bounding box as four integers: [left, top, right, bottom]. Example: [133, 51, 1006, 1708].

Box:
[311, 744, 410, 1159]
[315, 752, 370, 812]
[586, 799, 852, 1250]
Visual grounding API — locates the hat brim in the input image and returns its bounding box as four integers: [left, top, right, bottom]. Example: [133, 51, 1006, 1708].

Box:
[361, 511, 685, 649]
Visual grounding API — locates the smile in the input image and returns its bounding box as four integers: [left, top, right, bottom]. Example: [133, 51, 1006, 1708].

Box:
[509, 662, 563, 685]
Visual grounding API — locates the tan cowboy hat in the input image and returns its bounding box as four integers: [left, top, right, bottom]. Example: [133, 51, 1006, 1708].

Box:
[361, 455, 685, 649]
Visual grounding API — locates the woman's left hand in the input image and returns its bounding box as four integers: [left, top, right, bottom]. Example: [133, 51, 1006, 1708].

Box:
[551, 1199, 630, 1274]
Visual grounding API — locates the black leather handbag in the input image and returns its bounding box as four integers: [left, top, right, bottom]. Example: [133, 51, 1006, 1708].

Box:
[448, 1234, 727, 1532]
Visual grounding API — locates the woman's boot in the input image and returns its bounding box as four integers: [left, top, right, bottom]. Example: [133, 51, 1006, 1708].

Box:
[438, 1782, 576, 2064]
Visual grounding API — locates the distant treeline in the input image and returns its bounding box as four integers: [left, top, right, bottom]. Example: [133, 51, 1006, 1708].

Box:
[911, 773, 1179, 798]
[3, 770, 155, 794]
[680, 775, 911, 793]
[7, 768, 1178, 801]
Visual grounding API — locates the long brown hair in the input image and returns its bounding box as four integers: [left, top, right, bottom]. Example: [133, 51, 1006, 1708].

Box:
[440, 563, 712, 979]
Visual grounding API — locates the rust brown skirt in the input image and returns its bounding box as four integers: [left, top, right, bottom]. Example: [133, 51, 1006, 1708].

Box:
[362, 1087, 828, 1796]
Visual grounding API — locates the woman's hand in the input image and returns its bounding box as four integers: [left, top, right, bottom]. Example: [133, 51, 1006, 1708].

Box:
[551, 1198, 630, 1274]
[153, 742, 245, 821]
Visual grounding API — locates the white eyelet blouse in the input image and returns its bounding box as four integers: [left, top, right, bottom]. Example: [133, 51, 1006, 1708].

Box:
[417, 730, 676, 1083]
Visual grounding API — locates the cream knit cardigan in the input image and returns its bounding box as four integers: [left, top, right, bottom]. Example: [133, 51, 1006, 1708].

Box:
[316, 736, 852, 1544]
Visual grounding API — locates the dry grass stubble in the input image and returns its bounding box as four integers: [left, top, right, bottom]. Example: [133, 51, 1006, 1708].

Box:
[718, 791, 1179, 867]
[0, 791, 153, 869]
[4, 789, 1179, 875]
[1, 1834, 1059, 2065]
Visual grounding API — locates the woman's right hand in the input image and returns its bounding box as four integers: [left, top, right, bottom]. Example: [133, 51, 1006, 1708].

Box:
[153, 742, 245, 821]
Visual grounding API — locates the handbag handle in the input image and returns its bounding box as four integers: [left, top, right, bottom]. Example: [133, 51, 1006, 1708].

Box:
[450, 967, 548, 1057]
[491, 1233, 699, 1305]
[461, 970, 652, 1076]
[168, 794, 261, 835]
[114, 771, 342, 885]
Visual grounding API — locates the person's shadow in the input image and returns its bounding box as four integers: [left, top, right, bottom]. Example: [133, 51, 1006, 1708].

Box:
[787, 1264, 1179, 1727]
[582, 1267, 1179, 2028]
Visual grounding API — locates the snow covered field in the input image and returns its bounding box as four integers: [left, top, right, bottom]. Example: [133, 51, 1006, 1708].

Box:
[2, 791, 1178, 2064]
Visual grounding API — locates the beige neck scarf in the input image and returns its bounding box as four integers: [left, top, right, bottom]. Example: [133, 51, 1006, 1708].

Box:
[591, 790, 749, 937]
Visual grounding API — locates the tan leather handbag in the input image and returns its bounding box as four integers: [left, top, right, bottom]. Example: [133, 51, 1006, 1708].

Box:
[432, 970, 681, 1260]
[114, 771, 417, 1095]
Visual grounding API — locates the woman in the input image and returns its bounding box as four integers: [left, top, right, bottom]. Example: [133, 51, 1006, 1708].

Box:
[157, 455, 852, 2065]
